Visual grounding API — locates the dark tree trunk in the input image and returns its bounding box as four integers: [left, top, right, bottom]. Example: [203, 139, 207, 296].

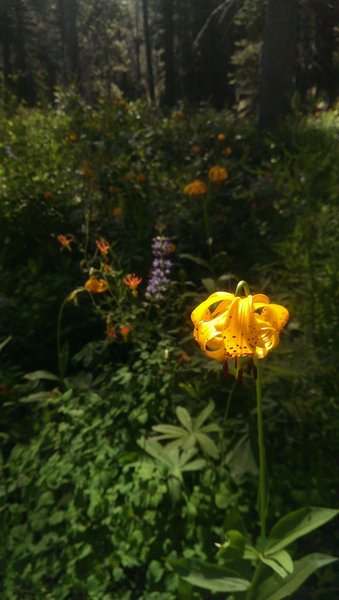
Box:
[0, 1, 12, 90]
[259, 0, 298, 130]
[59, 0, 80, 87]
[312, 0, 339, 103]
[162, 0, 175, 106]
[142, 0, 155, 102]
[14, 0, 35, 104]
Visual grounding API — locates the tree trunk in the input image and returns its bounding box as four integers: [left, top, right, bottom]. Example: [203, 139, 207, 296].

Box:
[142, 0, 155, 102]
[162, 0, 175, 106]
[259, 0, 298, 130]
[14, 0, 35, 104]
[0, 0, 12, 90]
[312, 0, 338, 103]
[59, 0, 80, 87]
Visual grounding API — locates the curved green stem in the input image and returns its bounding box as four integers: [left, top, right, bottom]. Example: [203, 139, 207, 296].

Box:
[235, 280, 250, 297]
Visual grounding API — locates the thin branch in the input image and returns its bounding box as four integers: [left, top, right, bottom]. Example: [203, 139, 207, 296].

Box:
[193, 0, 245, 49]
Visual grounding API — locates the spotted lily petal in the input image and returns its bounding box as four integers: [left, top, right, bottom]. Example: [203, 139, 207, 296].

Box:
[191, 289, 288, 362]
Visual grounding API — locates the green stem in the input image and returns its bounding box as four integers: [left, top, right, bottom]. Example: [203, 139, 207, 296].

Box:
[235, 280, 250, 297]
[56, 296, 69, 378]
[202, 196, 214, 275]
[255, 358, 267, 541]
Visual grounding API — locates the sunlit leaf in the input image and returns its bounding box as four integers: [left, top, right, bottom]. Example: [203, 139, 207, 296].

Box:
[256, 553, 337, 600]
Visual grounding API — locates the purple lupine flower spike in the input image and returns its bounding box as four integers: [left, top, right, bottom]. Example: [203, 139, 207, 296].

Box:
[145, 236, 174, 301]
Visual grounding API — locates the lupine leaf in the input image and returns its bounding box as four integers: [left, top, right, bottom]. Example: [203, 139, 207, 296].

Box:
[265, 507, 339, 554]
[256, 553, 337, 600]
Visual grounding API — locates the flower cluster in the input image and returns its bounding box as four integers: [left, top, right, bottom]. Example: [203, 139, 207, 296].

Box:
[145, 236, 175, 301]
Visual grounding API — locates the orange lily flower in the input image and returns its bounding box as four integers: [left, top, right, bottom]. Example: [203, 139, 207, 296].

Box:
[123, 274, 142, 291]
[57, 234, 74, 251]
[96, 238, 110, 255]
[84, 277, 109, 294]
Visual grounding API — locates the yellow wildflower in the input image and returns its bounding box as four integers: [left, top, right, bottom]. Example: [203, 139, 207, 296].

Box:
[192, 290, 288, 362]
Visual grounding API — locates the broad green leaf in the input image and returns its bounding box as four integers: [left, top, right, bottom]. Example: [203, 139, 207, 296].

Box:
[176, 406, 193, 431]
[256, 553, 337, 600]
[19, 391, 54, 404]
[193, 400, 215, 430]
[259, 549, 294, 579]
[181, 434, 197, 451]
[265, 507, 339, 553]
[195, 432, 219, 458]
[217, 530, 246, 561]
[152, 424, 187, 437]
[201, 277, 217, 292]
[179, 253, 212, 271]
[201, 423, 222, 433]
[23, 370, 60, 382]
[180, 458, 206, 472]
[171, 558, 250, 592]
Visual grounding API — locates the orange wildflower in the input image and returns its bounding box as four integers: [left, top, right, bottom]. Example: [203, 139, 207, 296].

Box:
[102, 263, 113, 274]
[112, 206, 124, 218]
[96, 238, 110, 255]
[43, 190, 53, 200]
[57, 234, 74, 251]
[84, 277, 109, 294]
[69, 132, 78, 142]
[217, 133, 226, 142]
[120, 324, 132, 338]
[136, 173, 147, 184]
[108, 185, 120, 194]
[222, 146, 233, 156]
[191, 145, 201, 155]
[208, 165, 229, 182]
[82, 162, 93, 178]
[123, 274, 142, 291]
[183, 179, 207, 196]
[172, 110, 184, 122]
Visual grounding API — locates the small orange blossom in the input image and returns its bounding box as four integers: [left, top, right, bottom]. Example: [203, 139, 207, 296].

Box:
[183, 179, 207, 196]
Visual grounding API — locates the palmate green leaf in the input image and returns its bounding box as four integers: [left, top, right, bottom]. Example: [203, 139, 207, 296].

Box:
[201, 423, 222, 433]
[259, 549, 294, 579]
[256, 553, 337, 600]
[171, 558, 251, 592]
[195, 432, 219, 458]
[176, 406, 193, 431]
[265, 507, 339, 554]
[152, 424, 187, 437]
[193, 400, 216, 429]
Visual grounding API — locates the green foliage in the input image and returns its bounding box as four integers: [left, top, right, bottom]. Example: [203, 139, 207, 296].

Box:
[0, 98, 338, 598]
